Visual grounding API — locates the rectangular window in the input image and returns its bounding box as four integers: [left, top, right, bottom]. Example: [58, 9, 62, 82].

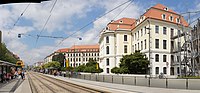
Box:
[171, 41, 174, 50]
[132, 45, 134, 52]
[177, 67, 180, 74]
[163, 55, 167, 62]
[106, 58, 109, 66]
[145, 26, 146, 34]
[141, 29, 143, 36]
[155, 25, 159, 33]
[135, 33, 136, 40]
[106, 46, 109, 54]
[156, 67, 159, 74]
[171, 28, 174, 37]
[163, 27, 167, 35]
[163, 40, 167, 49]
[124, 45, 127, 53]
[171, 55, 174, 63]
[107, 68, 109, 73]
[155, 39, 159, 49]
[141, 41, 143, 50]
[155, 54, 159, 62]
[144, 39, 146, 49]
[135, 44, 136, 50]
[138, 43, 139, 50]
[163, 67, 167, 74]
[177, 56, 180, 62]
[106, 36, 109, 43]
[178, 30, 181, 35]
[178, 42, 181, 48]
[124, 35, 127, 41]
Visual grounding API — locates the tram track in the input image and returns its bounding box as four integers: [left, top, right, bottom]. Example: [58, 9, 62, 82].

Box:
[28, 72, 108, 93]
[28, 72, 65, 93]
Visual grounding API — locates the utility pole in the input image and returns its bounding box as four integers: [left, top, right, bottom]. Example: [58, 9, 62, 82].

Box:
[147, 20, 151, 77]
[0, 30, 2, 53]
[0, 30, 2, 44]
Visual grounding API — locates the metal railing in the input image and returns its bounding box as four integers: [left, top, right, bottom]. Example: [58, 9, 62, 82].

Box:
[70, 74, 200, 90]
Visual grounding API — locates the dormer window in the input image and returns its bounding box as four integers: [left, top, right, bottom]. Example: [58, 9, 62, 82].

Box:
[169, 16, 173, 21]
[176, 18, 180, 23]
[162, 14, 166, 20]
[164, 7, 168, 11]
[106, 26, 109, 30]
[119, 20, 123, 23]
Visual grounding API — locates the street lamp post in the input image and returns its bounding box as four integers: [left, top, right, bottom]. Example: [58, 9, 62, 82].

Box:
[146, 20, 152, 77]
[73, 37, 82, 72]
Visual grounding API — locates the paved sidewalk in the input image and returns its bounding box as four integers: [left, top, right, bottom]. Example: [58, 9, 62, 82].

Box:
[43, 73, 200, 93]
[0, 78, 22, 93]
[14, 75, 31, 93]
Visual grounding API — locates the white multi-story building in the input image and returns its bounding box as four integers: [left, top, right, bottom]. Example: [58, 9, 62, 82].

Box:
[56, 44, 99, 67]
[44, 53, 55, 64]
[99, 4, 190, 76]
[99, 18, 135, 74]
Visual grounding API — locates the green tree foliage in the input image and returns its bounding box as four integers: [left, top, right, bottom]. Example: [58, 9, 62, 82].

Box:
[75, 58, 103, 73]
[75, 65, 86, 72]
[52, 53, 65, 66]
[0, 43, 18, 63]
[66, 66, 74, 71]
[43, 61, 61, 69]
[111, 51, 149, 74]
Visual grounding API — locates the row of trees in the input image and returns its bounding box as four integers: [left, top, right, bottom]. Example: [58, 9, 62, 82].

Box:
[35, 58, 103, 73]
[35, 51, 149, 74]
[0, 43, 18, 63]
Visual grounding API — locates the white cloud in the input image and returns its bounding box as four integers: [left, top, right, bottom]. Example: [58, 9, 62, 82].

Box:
[0, 0, 144, 65]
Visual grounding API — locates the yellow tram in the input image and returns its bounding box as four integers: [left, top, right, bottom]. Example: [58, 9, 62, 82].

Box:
[16, 60, 25, 69]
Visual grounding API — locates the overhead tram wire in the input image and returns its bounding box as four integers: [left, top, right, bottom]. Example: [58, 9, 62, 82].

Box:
[50, 0, 133, 52]
[8, 3, 31, 34]
[34, 0, 57, 48]
[93, 0, 134, 39]
[113, 0, 133, 20]
[7, 3, 31, 43]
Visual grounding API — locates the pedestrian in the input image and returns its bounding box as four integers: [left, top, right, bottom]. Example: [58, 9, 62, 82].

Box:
[53, 70, 57, 76]
[21, 70, 25, 80]
[14, 71, 18, 79]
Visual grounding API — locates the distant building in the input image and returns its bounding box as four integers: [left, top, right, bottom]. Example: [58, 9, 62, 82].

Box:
[34, 61, 44, 67]
[44, 44, 99, 67]
[44, 53, 55, 64]
[99, 4, 190, 76]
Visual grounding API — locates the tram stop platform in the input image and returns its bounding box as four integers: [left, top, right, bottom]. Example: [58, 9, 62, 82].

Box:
[12, 72, 200, 93]
[0, 78, 23, 93]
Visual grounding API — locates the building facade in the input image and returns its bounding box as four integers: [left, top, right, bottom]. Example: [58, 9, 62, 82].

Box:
[55, 44, 99, 67]
[44, 53, 55, 64]
[99, 18, 135, 74]
[99, 4, 190, 76]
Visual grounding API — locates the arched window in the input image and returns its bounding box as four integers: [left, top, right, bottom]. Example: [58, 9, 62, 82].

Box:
[155, 54, 159, 62]
[163, 55, 167, 62]
[156, 67, 159, 74]
[106, 36, 109, 43]
[106, 46, 109, 54]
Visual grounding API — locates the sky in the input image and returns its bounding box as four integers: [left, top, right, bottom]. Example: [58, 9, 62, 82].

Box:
[0, 0, 200, 65]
